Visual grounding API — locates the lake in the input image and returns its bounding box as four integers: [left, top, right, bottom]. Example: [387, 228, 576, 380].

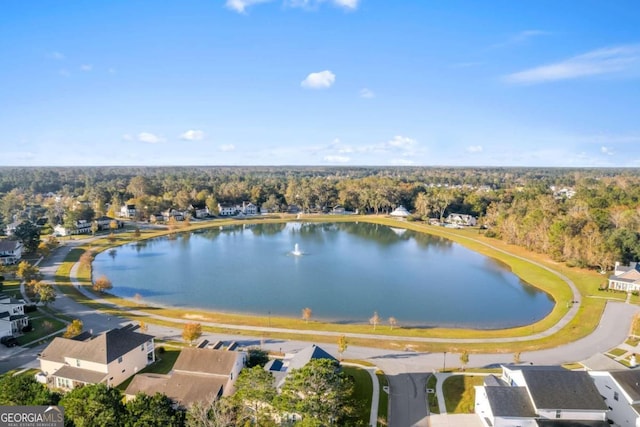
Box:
[92, 222, 554, 329]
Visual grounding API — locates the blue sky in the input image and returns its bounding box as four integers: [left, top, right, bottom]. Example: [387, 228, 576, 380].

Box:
[1, 0, 639, 167]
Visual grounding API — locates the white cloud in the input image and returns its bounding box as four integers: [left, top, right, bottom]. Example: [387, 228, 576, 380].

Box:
[505, 44, 640, 85]
[359, 88, 375, 98]
[219, 144, 236, 152]
[391, 158, 415, 165]
[386, 135, 416, 149]
[601, 146, 615, 155]
[80, 64, 93, 72]
[122, 134, 133, 141]
[332, 0, 358, 9]
[47, 51, 65, 60]
[225, 0, 272, 13]
[324, 155, 350, 163]
[287, 0, 359, 9]
[467, 145, 483, 153]
[301, 70, 336, 89]
[180, 130, 205, 141]
[137, 132, 163, 144]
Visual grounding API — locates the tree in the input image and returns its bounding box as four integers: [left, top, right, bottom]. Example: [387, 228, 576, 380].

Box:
[124, 392, 185, 427]
[234, 366, 277, 424]
[138, 320, 148, 333]
[16, 261, 42, 282]
[302, 307, 312, 323]
[0, 374, 60, 406]
[60, 383, 125, 427]
[35, 281, 56, 306]
[187, 396, 239, 427]
[93, 275, 113, 293]
[133, 226, 141, 238]
[13, 220, 41, 253]
[79, 249, 95, 267]
[182, 322, 202, 345]
[246, 347, 270, 368]
[63, 319, 83, 338]
[513, 352, 521, 364]
[90, 221, 99, 236]
[337, 335, 348, 361]
[388, 316, 398, 330]
[459, 351, 469, 371]
[277, 358, 354, 425]
[369, 311, 380, 330]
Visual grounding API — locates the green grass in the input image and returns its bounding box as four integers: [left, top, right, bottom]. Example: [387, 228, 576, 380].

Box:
[343, 366, 373, 426]
[626, 337, 640, 347]
[426, 374, 439, 415]
[442, 375, 484, 414]
[117, 348, 180, 391]
[376, 371, 389, 426]
[17, 316, 66, 346]
[608, 348, 627, 357]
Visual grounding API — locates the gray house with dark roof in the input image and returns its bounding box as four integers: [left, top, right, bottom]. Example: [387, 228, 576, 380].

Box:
[39, 324, 155, 390]
[264, 344, 337, 390]
[475, 366, 608, 427]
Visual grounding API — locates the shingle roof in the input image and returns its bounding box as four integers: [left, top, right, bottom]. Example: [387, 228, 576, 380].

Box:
[39, 325, 153, 365]
[172, 347, 240, 376]
[0, 240, 20, 252]
[536, 421, 609, 427]
[52, 365, 108, 384]
[126, 372, 226, 407]
[611, 370, 640, 402]
[286, 344, 337, 371]
[485, 386, 536, 418]
[521, 369, 607, 411]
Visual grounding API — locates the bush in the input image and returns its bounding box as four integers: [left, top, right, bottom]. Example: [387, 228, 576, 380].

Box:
[22, 323, 33, 333]
[24, 305, 38, 313]
[156, 346, 165, 355]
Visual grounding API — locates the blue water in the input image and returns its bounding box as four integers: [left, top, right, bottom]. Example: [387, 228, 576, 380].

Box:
[93, 222, 554, 329]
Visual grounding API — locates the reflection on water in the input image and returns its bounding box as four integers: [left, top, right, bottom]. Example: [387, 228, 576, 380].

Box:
[93, 222, 554, 329]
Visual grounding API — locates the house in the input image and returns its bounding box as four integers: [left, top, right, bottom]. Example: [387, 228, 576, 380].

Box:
[162, 208, 185, 222]
[120, 204, 137, 218]
[125, 346, 246, 407]
[331, 205, 346, 214]
[608, 262, 640, 292]
[241, 202, 258, 215]
[389, 206, 410, 218]
[265, 344, 337, 390]
[590, 370, 640, 427]
[475, 365, 608, 427]
[0, 240, 23, 265]
[4, 221, 21, 237]
[149, 213, 164, 223]
[189, 202, 209, 219]
[217, 203, 238, 217]
[446, 213, 477, 227]
[38, 324, 155, 390]
[94, 216, 121, 231]
[0, 296, 28, 337]
[53, 220, 92, 237]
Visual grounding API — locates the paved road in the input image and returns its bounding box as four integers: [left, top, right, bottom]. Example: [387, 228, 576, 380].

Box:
[3, 240, 640, 427]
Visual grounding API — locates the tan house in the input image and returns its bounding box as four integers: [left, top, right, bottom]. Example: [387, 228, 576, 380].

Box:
[38, 324, 155, 390]
[608, 262, 640, 292]
[125, 345, 246, 407]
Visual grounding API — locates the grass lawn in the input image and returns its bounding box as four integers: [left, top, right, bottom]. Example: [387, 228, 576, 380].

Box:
[376, 370, 389, 426]
[17, 316, 66, 346]
[442, 375, 485, 414]
[608, 348, 627, 357]
[343, 366, 373, 426]
[426, 374, 439, 415]
[117, 348, 180, 391]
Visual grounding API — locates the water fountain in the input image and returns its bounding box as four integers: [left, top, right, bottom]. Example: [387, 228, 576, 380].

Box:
[292, 243, 302, 256]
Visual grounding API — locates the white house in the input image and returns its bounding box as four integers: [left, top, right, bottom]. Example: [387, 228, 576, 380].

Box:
[4, 221, 21, 237]
[0, 297, 28, 337]
[120, 204, 137, 218]
[590, 370, 640, 427]
[162, 208, 186, 222]
[94, 216, 120, 231]
[609, 262, 640, 292]
[125, 345, 246, 407]
[240, 202, 258, 215]
[217, 203, 237, 217]
[446, 213, 477, 226]
[0, 240, 23, 265]
[475, 366, 608, 427]
[189, 203, 209, 219]
[53, 220, 92, 237]
[38, 324, 155, 390]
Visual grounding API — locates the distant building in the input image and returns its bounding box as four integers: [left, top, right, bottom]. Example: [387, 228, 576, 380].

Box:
[0, 296, 27, 337]
[608, 262, 640, 292]
[0, 240, 23, 265]
[590, 370, 640, 427]
[120, 204, 137, 218]
[265, 344, 337, 390]
[389, 206, 410, 218]
[446, 213, 477, 227]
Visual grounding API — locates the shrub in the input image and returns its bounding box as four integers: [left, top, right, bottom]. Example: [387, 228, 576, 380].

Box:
[156, 346, 165, 355]
[24, 304, 38, 313]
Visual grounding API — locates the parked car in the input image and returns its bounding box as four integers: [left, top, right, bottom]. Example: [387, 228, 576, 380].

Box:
[0, 336, 18, 347]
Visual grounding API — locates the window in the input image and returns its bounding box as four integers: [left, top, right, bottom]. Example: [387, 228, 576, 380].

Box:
[76, 359, 80, 367]
[118, 356, 123, 363]
[141, 345, 145, 351]
[614, 391, 619, 401]
[555, 410, 561, 419]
